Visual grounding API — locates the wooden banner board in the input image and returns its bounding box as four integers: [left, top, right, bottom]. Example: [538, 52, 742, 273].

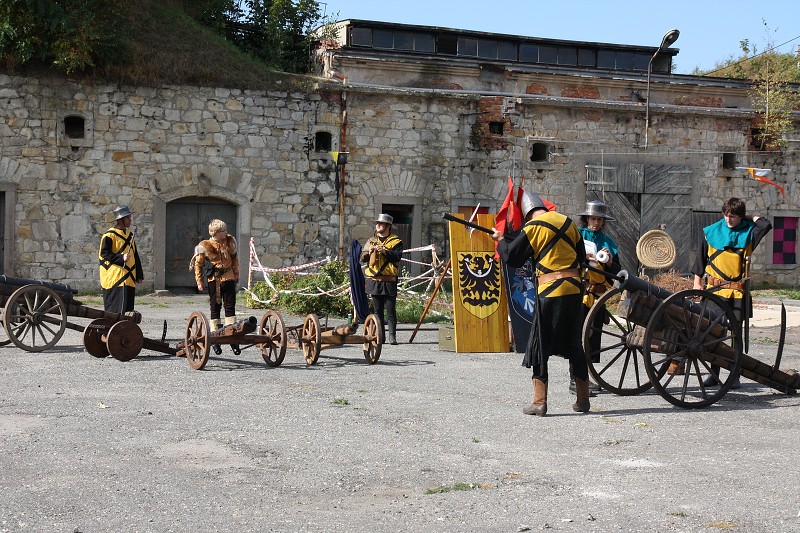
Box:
[447, 213, 510, 353]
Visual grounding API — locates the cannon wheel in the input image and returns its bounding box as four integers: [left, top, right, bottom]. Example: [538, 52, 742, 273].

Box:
[106, 321, 145, 362]
[362, 313, 382, 364]
[583, 288, 654, 396]
[184, 311, 212, 370]
[3, 284, 67, 352]
[643, 289, 743, 408]
[83, 318, 113, 358]
[259, 310, 287, 367]
[301, 314, 322, 365]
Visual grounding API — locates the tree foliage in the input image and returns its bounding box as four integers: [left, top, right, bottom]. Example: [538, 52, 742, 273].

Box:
[0, 0, 129, 73]
[189, 0, 333, 73]
[700, 21, 799, 150]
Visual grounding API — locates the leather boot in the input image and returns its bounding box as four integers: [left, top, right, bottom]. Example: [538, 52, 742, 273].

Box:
[387, 322, 397, 345]
[211, 318, 222, 355]
[702, 365, 720, 387]
[572, 377, 591, 413]
[225, 316, 241, 355]
[523, 378, 547, 416]
[570, 378, 599, 396]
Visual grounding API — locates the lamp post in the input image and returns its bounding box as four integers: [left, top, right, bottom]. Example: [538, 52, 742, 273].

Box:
[644, 29, 680, 149]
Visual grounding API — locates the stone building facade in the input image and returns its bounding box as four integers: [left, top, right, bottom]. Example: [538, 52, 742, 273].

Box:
[0, 20, 797, 291]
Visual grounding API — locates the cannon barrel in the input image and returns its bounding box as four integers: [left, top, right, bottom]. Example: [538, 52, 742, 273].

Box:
[0, 275, 78, 300]
[211, 316, 258, 337]
[613, 270, 674, 301]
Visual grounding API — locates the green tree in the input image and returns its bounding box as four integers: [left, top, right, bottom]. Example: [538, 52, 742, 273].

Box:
[0, 0, 129, 73]
[699, 22, 799, 150]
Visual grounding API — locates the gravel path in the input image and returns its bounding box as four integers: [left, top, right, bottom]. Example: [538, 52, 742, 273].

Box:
[1, 293, 798, 532]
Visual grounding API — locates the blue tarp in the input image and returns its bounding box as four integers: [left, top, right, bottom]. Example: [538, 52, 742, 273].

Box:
[349, 238, 370, 323]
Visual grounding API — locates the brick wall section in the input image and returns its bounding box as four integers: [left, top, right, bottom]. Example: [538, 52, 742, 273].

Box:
[672, 95, 724, 107]
[473, 96, 510, 150]
[561, 86, 601, 99]
[525, 83, 548, 95]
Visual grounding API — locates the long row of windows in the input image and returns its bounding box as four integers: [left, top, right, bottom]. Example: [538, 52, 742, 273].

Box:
[348, 26, 671, 73]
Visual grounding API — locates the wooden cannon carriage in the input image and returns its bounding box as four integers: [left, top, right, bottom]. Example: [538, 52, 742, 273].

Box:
[179, 311, 288, 370]
[583, 270, 798, 408]
[286, 313, 384, 365]
[0, 275, 175, 360]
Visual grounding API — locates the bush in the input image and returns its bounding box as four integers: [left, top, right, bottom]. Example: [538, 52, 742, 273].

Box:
[245, 260, 351, 318]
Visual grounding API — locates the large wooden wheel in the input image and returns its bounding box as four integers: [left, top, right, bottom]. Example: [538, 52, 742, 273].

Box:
[362, 313, 382, 364]
[106, 320, 144, 362]
[259, 310, 287, 367]
[643, 289, 743, 409]
[83, 318, 113, 358]
[184, 311, 212, 370]
[583, 288, 653, 396]
[301, 314, 322, 365]
[3, 285, 67, 352]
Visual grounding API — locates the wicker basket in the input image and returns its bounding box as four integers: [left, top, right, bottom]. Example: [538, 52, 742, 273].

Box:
[636, 229, 677, 269]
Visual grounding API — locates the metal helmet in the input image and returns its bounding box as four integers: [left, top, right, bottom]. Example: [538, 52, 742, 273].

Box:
[113, 205, 132, 220]
[578, 200, 615, 221]
[519, 191, 548, 218]
[375, 213, 393, 225]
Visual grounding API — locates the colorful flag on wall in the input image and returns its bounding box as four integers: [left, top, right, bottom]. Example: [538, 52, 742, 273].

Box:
[735, 167, 785, 197]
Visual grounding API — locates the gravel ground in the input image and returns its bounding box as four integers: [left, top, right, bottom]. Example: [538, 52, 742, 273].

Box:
[1, 292, 799, 533]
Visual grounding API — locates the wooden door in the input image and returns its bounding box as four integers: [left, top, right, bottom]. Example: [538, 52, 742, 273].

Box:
[165, 197, 237, 288]
[586, 163, 692, 275]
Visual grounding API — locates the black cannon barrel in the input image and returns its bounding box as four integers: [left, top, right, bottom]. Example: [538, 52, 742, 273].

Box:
[613, 270, 674, 301]
[0, 275, 78, 295]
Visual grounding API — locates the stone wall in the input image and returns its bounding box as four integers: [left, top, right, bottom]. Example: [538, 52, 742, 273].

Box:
[0, 72, 797, 291]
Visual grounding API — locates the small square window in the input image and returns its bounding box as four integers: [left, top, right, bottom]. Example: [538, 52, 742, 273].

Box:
[722, 153, 737, 169]
[315, 131, 332, 152]
[64, 115, 85, 139]
[458, 37, 478, 57]
[519, 43, 538, 63]
[530, 143, 549, 162]
[489, 122, 504, 135]
[350, 28, 371, 47]
[373, 29, 393, 49]
[414, 33, 435, 52]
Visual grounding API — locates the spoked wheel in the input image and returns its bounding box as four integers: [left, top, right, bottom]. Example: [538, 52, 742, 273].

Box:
[106, 321, 145, 362]
[83, 318, 113, 358]
[362, 313, 383, 364]
[184, 311, 211, 370]
[583, 288, 653, 396]
[301, 314, 322, 365]
[643, 289, 742, 408]
[259, 310, 287, 367]
[3, 285, 67, 352]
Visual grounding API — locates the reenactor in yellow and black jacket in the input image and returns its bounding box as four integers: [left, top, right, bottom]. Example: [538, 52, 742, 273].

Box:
[492, 191, 590, 417]
[360, 213, 404, 345]
[692, 197, 771, 388]
[98, 205, 143, 313]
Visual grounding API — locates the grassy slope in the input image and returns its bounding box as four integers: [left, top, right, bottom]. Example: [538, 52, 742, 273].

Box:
[94, 0, 317, 91]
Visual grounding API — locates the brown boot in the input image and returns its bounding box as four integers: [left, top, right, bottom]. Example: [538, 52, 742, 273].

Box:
[523, 378, 548, 416]
[572, 377, 591, 413]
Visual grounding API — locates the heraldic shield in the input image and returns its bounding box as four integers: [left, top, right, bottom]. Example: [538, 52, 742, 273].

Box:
[446, 212, 509, 353]
[456, 251, 502, 319]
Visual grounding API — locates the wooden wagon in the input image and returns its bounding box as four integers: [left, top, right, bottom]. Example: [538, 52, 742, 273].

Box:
[0, 275, 175, 361]
[286, 313, 384, 365]
[582, 270, 798, 408]
[179, 311, 288, 370]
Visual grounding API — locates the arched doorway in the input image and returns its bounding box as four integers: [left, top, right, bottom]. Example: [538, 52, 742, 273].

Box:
[165, 197, 237, 288]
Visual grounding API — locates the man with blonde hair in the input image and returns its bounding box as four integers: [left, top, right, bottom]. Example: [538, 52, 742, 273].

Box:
[193, 219, 239, 354]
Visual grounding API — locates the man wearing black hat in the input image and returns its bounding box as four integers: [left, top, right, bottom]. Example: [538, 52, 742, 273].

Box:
[98, 205, 143, 313]
[360, 213, 404, 345]
[492, 192, 590, 416]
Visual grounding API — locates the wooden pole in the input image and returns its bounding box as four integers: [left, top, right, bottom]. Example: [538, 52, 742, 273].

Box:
[408, 258, 450, 344]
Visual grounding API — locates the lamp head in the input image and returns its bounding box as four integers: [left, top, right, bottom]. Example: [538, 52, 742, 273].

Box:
[660, 29, 680, 50]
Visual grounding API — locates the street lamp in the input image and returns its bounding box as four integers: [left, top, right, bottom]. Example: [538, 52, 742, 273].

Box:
[644, 29, 680, 149]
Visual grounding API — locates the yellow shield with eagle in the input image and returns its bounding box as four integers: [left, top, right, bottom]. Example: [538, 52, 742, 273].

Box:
[456, 251, 502, 319]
